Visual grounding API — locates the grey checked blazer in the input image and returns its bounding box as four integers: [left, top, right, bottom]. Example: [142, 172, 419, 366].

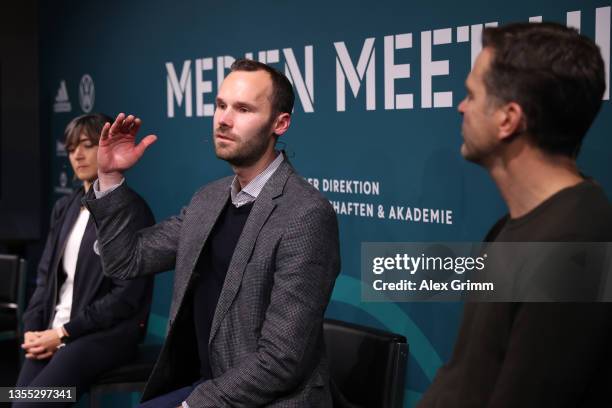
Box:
[85, 159, 341, 407]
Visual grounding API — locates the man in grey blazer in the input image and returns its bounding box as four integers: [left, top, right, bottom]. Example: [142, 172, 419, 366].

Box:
[84, 59, 341, 407]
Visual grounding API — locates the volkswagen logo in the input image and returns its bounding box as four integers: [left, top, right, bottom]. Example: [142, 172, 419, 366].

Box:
[79, 74, 95, 113]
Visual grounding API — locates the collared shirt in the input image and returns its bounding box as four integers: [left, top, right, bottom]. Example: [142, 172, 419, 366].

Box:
[230, 151, 284, 207]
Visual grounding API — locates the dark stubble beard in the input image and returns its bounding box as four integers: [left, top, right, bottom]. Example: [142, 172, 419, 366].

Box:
[214, 116, 276, 167]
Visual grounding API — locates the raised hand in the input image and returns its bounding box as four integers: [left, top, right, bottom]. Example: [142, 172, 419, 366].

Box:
[97, 113, 157, 190]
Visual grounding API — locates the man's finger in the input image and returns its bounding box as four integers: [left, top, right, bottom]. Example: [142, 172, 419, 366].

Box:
[109, 112, 126, 137]
[100, 122, 111, 141]
[122, 115, 135, 133]
[130, 118, 142, 136]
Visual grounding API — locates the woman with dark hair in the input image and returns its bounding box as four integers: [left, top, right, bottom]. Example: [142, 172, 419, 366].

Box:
[14, 113, 155, 407]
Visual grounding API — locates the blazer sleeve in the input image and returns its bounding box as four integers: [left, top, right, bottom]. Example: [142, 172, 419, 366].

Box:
[22, 198, 67, 333]
[185, 203, 341, 407]
[84, 182, 185, 280]
[63, 194, 156, 339]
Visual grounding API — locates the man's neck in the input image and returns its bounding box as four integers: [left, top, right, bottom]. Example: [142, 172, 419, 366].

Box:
[488, 144, 583, 219]
[232, 149, 278, 190]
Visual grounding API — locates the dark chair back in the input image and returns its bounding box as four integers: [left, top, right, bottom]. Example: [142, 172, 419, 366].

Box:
[0, 254, 27, 341]
[324, 318, 408, 408]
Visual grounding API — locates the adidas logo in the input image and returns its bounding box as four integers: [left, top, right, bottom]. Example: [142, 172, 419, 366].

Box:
[56, 140, 67, 157]
[53, 80, 72, 113]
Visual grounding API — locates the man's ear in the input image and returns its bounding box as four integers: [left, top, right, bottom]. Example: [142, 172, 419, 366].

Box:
[497, 102, 525, 141]
[272, 113, 291, 137]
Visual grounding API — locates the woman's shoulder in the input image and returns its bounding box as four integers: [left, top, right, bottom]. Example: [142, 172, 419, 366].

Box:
[51, 188, 84, 219]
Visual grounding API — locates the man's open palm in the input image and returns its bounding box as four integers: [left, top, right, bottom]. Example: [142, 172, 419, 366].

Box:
[98, 112, 157, 174]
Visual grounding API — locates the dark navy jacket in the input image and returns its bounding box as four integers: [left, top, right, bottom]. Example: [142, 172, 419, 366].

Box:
[22, 187, 155, 346]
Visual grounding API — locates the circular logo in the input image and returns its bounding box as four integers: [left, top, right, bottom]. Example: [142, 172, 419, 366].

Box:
[79, 74, 95, 113]
[59, 171, 68, 188]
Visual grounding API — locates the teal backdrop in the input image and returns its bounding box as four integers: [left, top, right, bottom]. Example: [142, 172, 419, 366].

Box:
[40, 1, 612, 406]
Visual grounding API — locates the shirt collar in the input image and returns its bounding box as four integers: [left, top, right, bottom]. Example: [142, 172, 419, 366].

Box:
[230, 151, 284, 207]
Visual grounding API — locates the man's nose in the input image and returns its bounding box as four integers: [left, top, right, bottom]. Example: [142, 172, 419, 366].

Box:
[457, 98, 466, 114]
[218, 108, 233, 128]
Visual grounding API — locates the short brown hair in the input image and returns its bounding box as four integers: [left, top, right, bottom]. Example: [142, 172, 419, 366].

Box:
[482, 22, 605, 157]
[64, 113, 112, 152]
[230, 59, 295, 115]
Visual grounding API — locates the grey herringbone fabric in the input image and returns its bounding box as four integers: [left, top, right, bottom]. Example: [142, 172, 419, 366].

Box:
[85, 158, 341, 407]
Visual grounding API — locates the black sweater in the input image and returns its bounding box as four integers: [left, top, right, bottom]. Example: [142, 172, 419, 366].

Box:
[192, 199, 254, 379]
[418, 180, 612, 408]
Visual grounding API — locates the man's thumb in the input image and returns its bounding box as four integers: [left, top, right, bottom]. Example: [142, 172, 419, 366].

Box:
[136, 134, 158, 155]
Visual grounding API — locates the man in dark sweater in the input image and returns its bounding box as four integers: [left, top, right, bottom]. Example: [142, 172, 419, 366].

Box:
[418, 23, 612, 407]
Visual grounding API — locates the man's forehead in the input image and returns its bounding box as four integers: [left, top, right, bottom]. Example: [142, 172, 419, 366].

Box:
[218, 70, 272, 101]
[473, 47, 493, 76]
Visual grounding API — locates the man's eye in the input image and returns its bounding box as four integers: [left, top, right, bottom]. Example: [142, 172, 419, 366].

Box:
[239, 107, 249, 113]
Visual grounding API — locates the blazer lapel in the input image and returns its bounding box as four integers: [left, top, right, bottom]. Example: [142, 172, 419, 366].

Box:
[209, 160, 294, 345]
[71, 216, 99, 310]
[55, 190, 84, 268]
